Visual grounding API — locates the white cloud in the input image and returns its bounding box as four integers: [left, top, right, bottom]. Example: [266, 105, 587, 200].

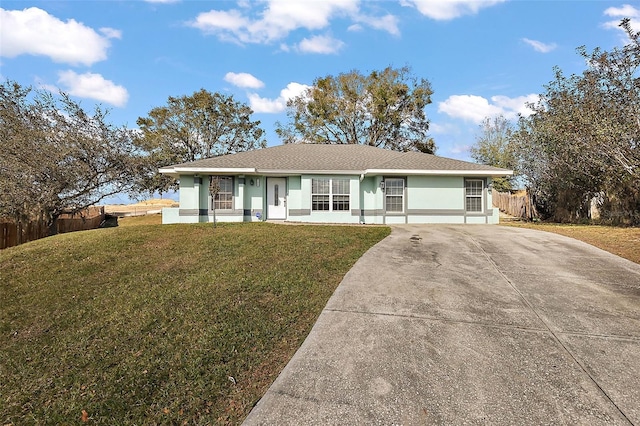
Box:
[354, 13, 400, 36]
[297, 35, 345, 54]
[189, 0, 398, 47]
[100, 27, 122, 39]
[402, 0, 507, 20]
[248, 94, 285, 113]
[605, 4, 640, 17]
[247, 0, 359, 42]
[224, 72, 265, 89]
[190, 1, 355, 44]
[248, 82, 310, 113]
[492, 94, 539, 116]
[522, 38, 557, 53]
[190, 9, 250, 37]
[603, 4, 640, 37]
[0, 7, 116, 66]
[57, 70, 129, 107]
[438, 94, 538, 123]
[439, 95, 502, 123]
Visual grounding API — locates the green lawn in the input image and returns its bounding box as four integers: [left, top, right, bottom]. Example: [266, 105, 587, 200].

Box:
[0, 222, 390, 424]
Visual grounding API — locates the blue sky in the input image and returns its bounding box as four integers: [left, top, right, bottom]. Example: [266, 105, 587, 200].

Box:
[1, 0, 638, 165]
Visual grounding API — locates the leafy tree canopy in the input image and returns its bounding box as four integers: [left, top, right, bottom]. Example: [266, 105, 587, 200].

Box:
[276, 66, 436, 154]
[135, 89, 266, 195]
[470, 115, 518, 192]
[0, 81, 144, 226]
[513, 19, 639, 224]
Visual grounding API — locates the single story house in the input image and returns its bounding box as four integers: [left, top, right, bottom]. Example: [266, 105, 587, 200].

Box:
[159, 143, 513, 225]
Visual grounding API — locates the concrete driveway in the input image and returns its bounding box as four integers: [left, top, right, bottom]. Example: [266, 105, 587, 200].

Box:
[244, 225, 640, 425]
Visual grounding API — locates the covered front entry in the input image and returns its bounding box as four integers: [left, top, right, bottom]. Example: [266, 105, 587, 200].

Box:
[267, 177, 287, 220]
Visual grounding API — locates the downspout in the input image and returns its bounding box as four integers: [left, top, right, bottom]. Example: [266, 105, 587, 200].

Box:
[359, 173, 365, 223]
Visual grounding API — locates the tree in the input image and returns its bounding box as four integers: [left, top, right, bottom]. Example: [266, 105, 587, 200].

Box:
[276, 66, 436, 153]
[135, 89, 266, 195]
[209, 176, 221, 228]
[470, 115, 517, 192]
[0, 81, 145, 230]
[513, 19, 640, 224]
[578, 18, 640, 223]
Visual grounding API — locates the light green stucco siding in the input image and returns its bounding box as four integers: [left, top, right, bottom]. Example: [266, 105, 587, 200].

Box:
[162, 173, 501, 225]
[287, 176, 303, 213]
[162, 207, 179, 224]
[407, 215, 465, 224]
[178, 175, 198, 210]
[406, 176, 464, 210]
[360, 176, 384, 224]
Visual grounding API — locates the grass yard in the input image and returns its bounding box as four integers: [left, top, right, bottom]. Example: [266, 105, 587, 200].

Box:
[0, 222, 390, 424]
[502, 222, 640, 264]
[117, 213, 163, 227]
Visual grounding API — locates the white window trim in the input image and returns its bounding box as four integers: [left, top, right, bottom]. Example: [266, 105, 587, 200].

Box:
[465, 179, 484, 213]
[384, 177, 405, 213]
[311, 178, 350, 212]
[211, 176, 234, 211]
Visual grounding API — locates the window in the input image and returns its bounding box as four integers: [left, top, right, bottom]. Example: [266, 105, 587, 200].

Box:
[312, 178, 330, 211]
[212, 176, 233, 210]
[385, 178, 404, 212]
[332, 179, 350, 211]
[311, 178, 350, 211]
[465, 179, 483, 212]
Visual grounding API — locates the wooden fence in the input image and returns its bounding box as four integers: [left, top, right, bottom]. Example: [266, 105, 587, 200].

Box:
[492, 190, 538, 221]
[1, 206, 105, 250]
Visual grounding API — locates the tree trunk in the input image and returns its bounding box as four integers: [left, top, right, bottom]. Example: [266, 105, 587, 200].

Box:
[48, 215, 59, 236]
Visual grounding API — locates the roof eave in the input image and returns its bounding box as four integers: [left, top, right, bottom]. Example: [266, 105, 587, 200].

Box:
[365, 169, 514, 176]
[158, 166, 513, 177]
[257, 169, 365, 176]
[158, 167, 178, 178]
[160, 167, 257, 175]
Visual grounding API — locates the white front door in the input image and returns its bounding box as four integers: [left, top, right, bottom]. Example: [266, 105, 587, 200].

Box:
[267, 178, 287, 220]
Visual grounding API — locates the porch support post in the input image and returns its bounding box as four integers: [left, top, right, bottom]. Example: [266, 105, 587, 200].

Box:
[237, 176, 245, 212]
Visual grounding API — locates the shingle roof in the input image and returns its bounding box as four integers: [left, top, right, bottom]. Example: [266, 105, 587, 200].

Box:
[160, 143, 512, 176]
